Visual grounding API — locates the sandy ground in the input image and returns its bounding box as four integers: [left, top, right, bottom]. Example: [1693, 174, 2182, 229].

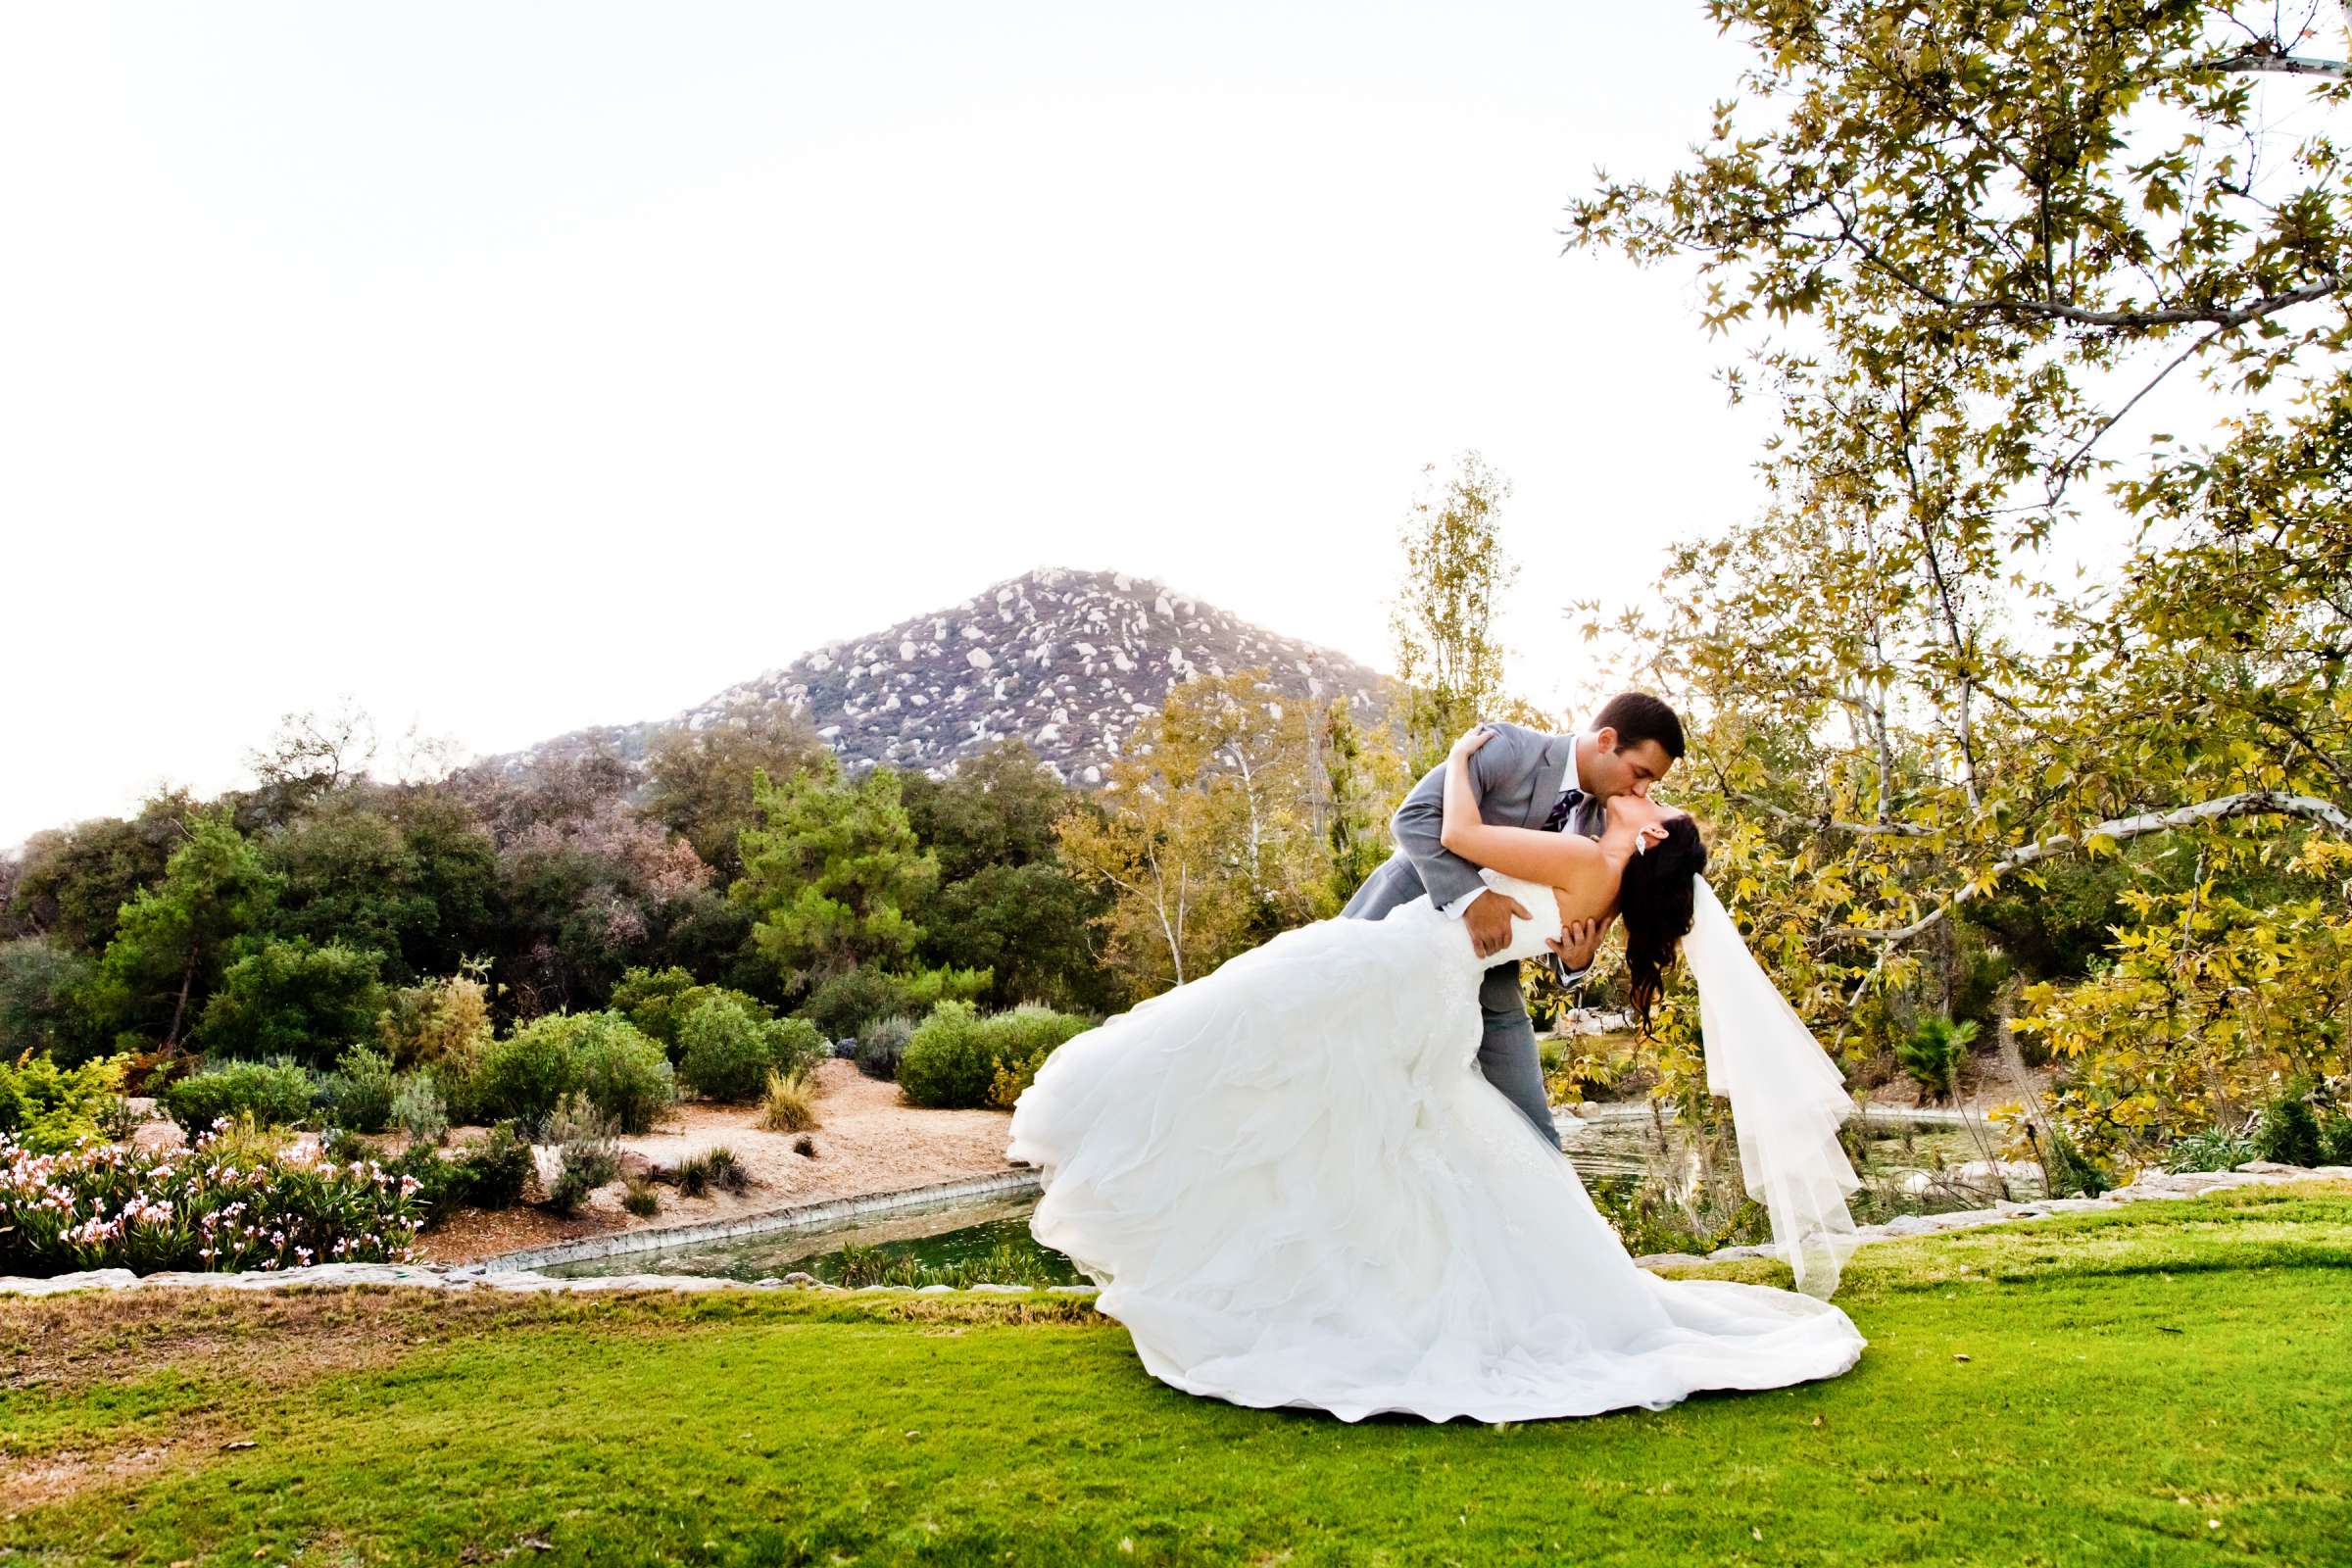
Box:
[132, 1059, 1020, 1267]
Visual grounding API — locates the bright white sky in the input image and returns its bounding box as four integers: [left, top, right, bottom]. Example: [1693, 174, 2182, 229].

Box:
[3, 3, 1779, 849]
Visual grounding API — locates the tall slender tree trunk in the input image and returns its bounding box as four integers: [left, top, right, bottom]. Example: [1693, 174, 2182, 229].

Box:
[164, 944, 199, 1048]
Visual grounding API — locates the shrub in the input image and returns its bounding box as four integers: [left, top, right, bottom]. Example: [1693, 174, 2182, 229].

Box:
[471, 1010, 671, 1132]
[677, 997, 824, 1102]
[473, 1015, 582, 1130]
[382, 1120, 530, 1223]
[609, 965, 702, 1050]
[896, 1002, 992, 1108]
[193, 939, 387, 1071]
[983, 1005, 1093, 1109]
[804, 965, 992, 1040]
[855, 1014, 916, 1082]
[622, 1178, 661, 1217]
[2164, 1125, 2258, 1174]
[2041, 1127, 2112, 1198]
[612, 968, 777, 1059]
[318, 1045, 397, 1134]
[0, 1120, 424, 1276]
[390, 1074, 449, 1145]
[1894, 1015, 1976, 1103]
[0, 1052, 132, 1153]
[421, 1038, 491, 1129]
[566, 1013, 676, 1135]
[760, 1067, 819, 1133]
[460, 1122, 532, 1211]
[544, 1093, 620, 1214]
[2325, 1113, 2352, 1166]
[375, 961, 494, 1068]
[2256, 1081, 2328, 1167]
[670, 1145, 749, 1198]
[163, 1057, 313, 1133]
[899, 1003, 1091, 1110]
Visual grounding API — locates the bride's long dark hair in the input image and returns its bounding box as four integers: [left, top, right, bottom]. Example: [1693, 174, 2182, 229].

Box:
[1618, 816, 1706, 1035]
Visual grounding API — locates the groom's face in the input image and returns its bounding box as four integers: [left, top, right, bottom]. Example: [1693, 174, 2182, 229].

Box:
[1585, 730, 1675, 802]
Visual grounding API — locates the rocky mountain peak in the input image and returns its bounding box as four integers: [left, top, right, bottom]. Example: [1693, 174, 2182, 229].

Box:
[505, 567, 1392, 786]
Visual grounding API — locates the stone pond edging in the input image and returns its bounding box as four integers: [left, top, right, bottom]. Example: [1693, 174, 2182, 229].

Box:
[3, 1162, 2346, 1302]
[460, 1166, 1047, 1276]
[1629, 1160, 2352, 1269]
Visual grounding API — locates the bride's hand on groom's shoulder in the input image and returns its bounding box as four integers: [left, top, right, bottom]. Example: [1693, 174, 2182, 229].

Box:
[1450, 724, 1495, 761]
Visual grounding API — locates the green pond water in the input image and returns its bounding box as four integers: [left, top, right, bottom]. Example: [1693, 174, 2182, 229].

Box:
[541, 1112, 2021, 1286]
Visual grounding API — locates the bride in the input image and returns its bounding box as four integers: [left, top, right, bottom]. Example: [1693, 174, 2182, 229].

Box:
[1005, 724, 1867, 1423]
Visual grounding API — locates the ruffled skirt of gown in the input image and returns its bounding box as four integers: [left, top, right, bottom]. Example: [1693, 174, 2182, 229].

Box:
[1004, 894, 1866, 1423]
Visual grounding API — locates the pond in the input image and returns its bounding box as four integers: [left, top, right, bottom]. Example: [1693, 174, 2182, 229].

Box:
[542, 1107, 2024, 1287]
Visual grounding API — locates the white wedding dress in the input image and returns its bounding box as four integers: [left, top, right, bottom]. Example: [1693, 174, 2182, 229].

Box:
[1005, 870, 1867, 1423]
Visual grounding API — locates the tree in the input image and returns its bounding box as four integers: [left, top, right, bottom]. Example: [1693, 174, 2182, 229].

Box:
[1314, 700, 1411, 907]
[728, 757, 938, 992]
[642, 696, 828, 878]
[900, 740, 1074, 881]
[193, 938, 387, 1070]
[1391, 453, 1518, 773]
[1561, 0, 2352, 1152]
[902, 740, 1116, 1011]
[2, 792, 198, 952]
[243, 697, 378, 814]
[456, 749, 714, 1017]
[262, 784, 499, 984]
[0, 938, 97, 1061]
[1157, 671, 1332, 931]
[90, 811, 280, 1050]
[1054, 678, 1310, 999]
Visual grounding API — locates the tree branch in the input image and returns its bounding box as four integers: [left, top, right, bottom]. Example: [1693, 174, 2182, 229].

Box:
[1845, 790, 2352, 945]
[1959, 277, 2342, 328]
[2217, 45, 2350, 78]
[1733, 791, 1939, 838]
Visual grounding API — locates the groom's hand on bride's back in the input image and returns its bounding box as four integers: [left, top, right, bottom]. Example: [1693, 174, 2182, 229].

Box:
[1463, 890, 1530, 959]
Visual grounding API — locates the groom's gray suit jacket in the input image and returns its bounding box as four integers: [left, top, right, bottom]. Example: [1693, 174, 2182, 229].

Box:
[1340, 721, 1601, 1147]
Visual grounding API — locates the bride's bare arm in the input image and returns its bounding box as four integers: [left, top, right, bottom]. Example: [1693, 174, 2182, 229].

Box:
[1441, 729, 1605, 888]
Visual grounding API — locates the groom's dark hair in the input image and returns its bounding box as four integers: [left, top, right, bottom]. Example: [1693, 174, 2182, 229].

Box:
[1592, 692, 1686, 760]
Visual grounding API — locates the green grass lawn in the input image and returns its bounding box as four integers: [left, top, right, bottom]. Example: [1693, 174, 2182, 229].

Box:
[5, 1183, 2350, 1568]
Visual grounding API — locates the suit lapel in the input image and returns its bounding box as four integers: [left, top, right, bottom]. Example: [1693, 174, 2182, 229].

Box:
[1522, 733, 1573, 829]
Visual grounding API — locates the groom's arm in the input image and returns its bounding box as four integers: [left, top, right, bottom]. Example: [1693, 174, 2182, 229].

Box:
[1391, 721, 1534, 912]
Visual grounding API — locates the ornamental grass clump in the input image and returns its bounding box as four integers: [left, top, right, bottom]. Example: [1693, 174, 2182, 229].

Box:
[760, 1066, 819, 1132]
[669, 1145, 750, 1198]
[0, 1118, 425, 1278]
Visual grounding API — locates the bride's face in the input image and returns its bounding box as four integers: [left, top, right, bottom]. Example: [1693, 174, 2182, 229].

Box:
[1604, 792, 1689, 843]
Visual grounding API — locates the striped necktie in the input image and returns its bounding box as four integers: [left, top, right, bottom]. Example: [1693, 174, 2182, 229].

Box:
[1543, 787, 1584, 834]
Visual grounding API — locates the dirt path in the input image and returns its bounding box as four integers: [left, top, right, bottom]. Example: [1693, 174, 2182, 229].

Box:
[409, 1059, 1018, 1265]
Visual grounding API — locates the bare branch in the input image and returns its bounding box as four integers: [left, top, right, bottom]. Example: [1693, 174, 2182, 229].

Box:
[1846, 790, 2352, 944]
[2043, 324, 2228, 512]
[2217, 44, 2350, 77]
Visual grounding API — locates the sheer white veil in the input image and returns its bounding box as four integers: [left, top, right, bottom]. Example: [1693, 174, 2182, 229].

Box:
[1680, 878, 1861, 1298]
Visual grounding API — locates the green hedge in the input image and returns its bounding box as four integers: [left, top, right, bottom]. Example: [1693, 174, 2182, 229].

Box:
[898, 1003, 1091, 1110]
[471, 1011, 675, 1134]
[676, 996, 826, 1102]
[163, 1057, 314, 1133]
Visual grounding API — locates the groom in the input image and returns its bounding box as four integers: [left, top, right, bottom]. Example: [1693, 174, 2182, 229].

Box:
[1342, 693, 1686, 1148]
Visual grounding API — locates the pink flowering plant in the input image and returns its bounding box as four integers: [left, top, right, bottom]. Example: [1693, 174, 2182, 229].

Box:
[0, 1118, 425, 1278]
